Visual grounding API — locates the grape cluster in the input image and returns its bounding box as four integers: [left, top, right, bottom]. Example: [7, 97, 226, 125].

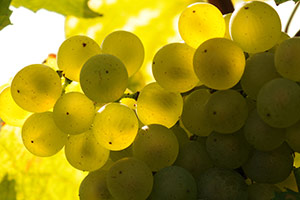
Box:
[1, 1, 300, 199]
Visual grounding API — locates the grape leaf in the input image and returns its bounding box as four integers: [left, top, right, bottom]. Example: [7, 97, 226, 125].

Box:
[0, 174, 17, 200]
[0, 0, 12, 31]
[11, 0, 102, 18]
[275, 0, 299, 5]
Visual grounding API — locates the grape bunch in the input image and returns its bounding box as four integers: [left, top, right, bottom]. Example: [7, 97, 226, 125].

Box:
[1, 1, 300, 199]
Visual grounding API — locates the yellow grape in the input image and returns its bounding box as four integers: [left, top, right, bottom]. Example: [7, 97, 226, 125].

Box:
[152, 43, 199, 92]
[22, 112, 67, 157]
[53, 92, 96, 135]
[178, 2, 225, 48]
[136, 82, 183, 128]
[11, 64, 62, 113]
[223, 13, 232, 39]
[101, 30, 144, 77]
[230, 1, 282, 53]
[80, 54, 128, 103]
[65, 129, 110, 171]
[57, 35, 101, 81]
[0, 87, 31, 127]
[93, 103, 139, 151]
[193, 38, 245, 90]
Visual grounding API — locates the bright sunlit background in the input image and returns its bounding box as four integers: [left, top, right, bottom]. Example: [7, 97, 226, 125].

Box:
[0, 0, 299, 86]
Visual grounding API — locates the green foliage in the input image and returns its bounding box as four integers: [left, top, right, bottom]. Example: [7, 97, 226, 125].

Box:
[0, 0, 12, 30]
[0, 174, 17, 200]
[11, 0, 102, 18]
[275, 0, 299, 5]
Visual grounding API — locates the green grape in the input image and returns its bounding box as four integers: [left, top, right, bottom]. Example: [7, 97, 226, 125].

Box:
[275, 37, 300, 81]
[11, 64, 62, 113]
[106, 157, 153, 200]
[244, 109, 285, 151]
[53, 92, 95, 135]
[152, 43, 199, 92]
[132, 124, 179, 172]
[206, 130, 251, 169]
[93, 103, 138, 151]
[119, 97, 137, 110]
[174, 140, 214, 180]
[65, 129, 110, 171]
[178, 2, 225, 48]
[197, 168, 248, 200]
[247, 183, 281, 200]
[148, 166, 197, 200]
[240, 52, 281, 100]
[286, 121, 300, 153]
[242, 144, 294, 184]
[230, 1, 282, 53]
[136, 82, 183, 128]
[193, 38, 245, 90]
[101, 30, 144, 77]
[57, 35, 101, 81]
[110, 145, 133, 162]
[170, 124, 190, 148]
[267, 31, 290, 54]
[22, 112, 67, 157]
[80, 54, 128, 103]
[223, 13, 232, 39]
[205, 89, 248, 134]
[257, 78, 300, 128]
[79, 170, 114, 200]
[181, 88, 213, 136]
[276, 170, 299, 192]
[0, 87, 31, 127]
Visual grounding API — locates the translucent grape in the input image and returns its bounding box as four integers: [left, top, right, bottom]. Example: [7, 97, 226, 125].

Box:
[136, 82, 183, 128]
[257, 78, 300, 128]
[230, 1, 282, 53]
[174, 140, 214, 180]
[197, 168, 248, 200]
[170, 124, 190, 148]
[11, 64, 62, 113]
[152, 43, 199, 92]
[244, 109, 285, 151]
[242, 144, 294, 184]
[275, 37, 300, 81]
[132, 124, 179, 172]
[240, 52, 281, 100]
[22, 112, 67, 157]
[193, 38, 245, 90]
[119, 97, 137, 110]
[79, 170, 114, 200]
[267, 31, 290, 54]
[101, 30, 144, 77]
[178, 2, 225, 48]
[205, 89, 248, 134]
[181, 88, 213, 136]
[223, 13, 232, 39]
[247, 183, 281, 200]
[93, 103, 139, 151]
[286, 121, 300, 153]
[57, 35, 101, 81]
[148, 166, 197, 200]
[53, 92, 95, 135]
[106, 157, 153, 200]
[0, 87, 31, 127]
[80, 54, 128, 103]
[65, 129, 110, 171]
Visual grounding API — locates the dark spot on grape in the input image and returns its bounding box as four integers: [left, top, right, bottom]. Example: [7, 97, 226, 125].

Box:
[213, 111, 217, 115]
[119, 171, 122, 174]
[153, 61, 155, 65]
[31, 140, 34, 143]
[106, 70, 109, 74]
[192, 10, 196, 13]
[66, 112, 69, 115]
[204, 49, 207, 53]
[244, 6, 249, 10]
[109, 142, 112, 144]
[17, 90, 20, 93]
[186, 189, 190, 193]
[266, 113, 271, 117]
[214, 138, 217, 142]
[82, 43, 87, 47]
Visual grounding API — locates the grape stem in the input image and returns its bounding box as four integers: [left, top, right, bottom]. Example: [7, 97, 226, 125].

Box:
[116, 91, 140, 101]
[285, 1, 300, 35]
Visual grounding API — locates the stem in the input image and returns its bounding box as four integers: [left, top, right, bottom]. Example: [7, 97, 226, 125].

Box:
[116, 91, 140, 101]
[207, 0, 234, 14]
[285, 1, 300, 34]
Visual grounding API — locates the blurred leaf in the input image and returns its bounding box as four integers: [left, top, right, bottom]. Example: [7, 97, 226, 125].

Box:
[65, 0, 200, 86]
[0, 174, 17, 200]
[0, 0, 12, 31]
[275, 0, 299, 5]
[11, 0, 102, 18]
[0, 125, 86, 200]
